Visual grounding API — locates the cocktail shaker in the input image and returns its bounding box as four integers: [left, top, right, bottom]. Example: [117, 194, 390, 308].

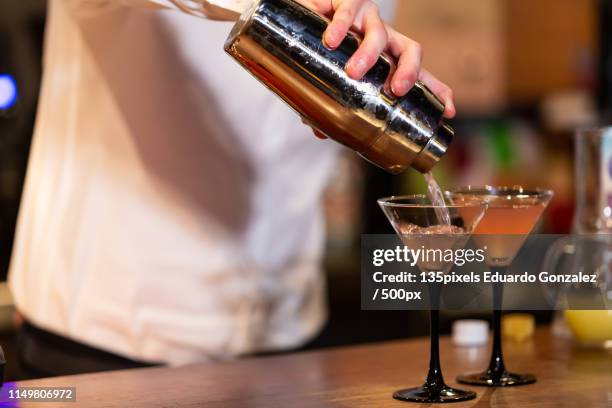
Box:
[224, 0, 453, 174]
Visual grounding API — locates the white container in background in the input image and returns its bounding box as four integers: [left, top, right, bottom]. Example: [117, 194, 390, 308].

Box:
[452, 319, 489, 347]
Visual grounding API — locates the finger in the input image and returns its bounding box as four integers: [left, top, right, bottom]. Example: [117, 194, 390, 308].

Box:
[323, 0, 364, 49]
[313, 129, 328, 139]
[346, 3, 388, 79]
[295, 0, 333, 15]
[386, 30, 422, 96]
[301, 117, 329, 139]
[418, 69, 456, 118]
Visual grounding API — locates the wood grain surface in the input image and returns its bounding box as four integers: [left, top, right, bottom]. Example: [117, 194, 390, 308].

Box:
[6, 327, 612, 407]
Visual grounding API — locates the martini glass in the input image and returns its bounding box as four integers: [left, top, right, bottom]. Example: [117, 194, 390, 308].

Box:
[446, 186, 553, 387]
[378, 195, 486, 403]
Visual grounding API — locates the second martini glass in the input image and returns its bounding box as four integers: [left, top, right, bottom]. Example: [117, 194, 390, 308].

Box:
[378, 195, 486, 403]
[446, 186, 553, 387]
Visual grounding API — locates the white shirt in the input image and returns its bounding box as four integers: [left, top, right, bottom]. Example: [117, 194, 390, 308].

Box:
[8, 0, 340, 364]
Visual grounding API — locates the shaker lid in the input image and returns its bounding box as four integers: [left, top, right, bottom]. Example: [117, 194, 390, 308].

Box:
[411, 122, 454, 173]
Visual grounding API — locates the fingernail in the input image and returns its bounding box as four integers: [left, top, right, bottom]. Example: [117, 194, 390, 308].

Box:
[323, 28, 338, 49]
[348, 58, 367, 78]
[322, 32, 332, 48]
[392, 80, 412, 96]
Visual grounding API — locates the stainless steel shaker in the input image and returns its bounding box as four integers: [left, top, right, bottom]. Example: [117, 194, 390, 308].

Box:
[224, 0, 453, 174]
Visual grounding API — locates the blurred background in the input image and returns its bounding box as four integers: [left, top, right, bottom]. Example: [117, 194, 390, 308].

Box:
[0, 0, 610, 377]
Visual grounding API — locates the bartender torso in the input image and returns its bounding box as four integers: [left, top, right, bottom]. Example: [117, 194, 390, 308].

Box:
[10, 0, 343, 369]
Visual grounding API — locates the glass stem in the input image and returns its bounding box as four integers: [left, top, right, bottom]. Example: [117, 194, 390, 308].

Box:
[426, 283, 444, 389]
[487, 266, 506, 379]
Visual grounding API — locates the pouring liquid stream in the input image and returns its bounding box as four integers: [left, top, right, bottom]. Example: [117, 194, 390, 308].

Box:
[424, 171, 451, 226]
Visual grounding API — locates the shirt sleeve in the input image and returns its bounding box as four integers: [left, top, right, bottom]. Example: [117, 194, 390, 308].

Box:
[73, 0, 252, 20]
[142, 0, 251, 19]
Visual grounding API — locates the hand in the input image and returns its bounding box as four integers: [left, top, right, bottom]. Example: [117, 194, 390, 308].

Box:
[296, 0, 455, 118]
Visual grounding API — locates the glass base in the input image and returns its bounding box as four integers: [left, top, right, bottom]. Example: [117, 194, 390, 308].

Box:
[456, 371, 536, 387]
[393, 384, 476, 403]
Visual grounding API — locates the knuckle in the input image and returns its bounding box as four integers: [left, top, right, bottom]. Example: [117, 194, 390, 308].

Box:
[336, 7, 355, 23]
[376, 27, 389, 45]
[368, 2, 380, 15]
[377, 25, 389, 43]
[411, 41, 423, 58]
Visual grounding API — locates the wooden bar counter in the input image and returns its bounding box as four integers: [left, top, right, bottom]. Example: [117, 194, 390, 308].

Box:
[7, 328, 612, 407]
